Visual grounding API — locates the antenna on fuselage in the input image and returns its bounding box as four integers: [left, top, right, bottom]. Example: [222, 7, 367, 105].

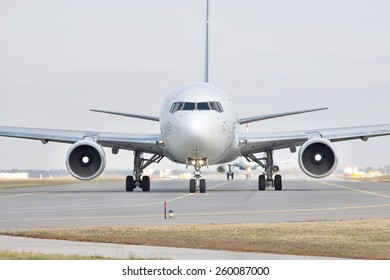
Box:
[204, 0, 210, 83]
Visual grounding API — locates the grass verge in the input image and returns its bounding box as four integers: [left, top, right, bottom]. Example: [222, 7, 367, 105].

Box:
[0, 250, 113, 260]
[0, 179, 78, 189]
[2, 219, 390, 259]
[0, 178, 123, 189]
[0, 250, 160, 260]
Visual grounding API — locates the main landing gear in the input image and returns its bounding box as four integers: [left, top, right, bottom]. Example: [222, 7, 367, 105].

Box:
[226, 164, 235, 180]
[125, 151, 163, 192]
[244, 150, 282, 191]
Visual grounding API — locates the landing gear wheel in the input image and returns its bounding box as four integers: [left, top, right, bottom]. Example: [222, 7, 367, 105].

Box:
[227, 172, 230, 180]
[200, 179, 206, 193]
[189, 179, 196, 193]
[231, 172, 234, 180]
[126, 176, 134, 192]
[274, 175, 282, 191]
[141, 176, 150, 192]
[258, 175, 266, 191]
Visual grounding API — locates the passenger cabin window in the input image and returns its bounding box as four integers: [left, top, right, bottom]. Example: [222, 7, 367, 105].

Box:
[170, 101, 223, 113]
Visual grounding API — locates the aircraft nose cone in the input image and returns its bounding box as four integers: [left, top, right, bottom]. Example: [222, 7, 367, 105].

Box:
[181, 113, 211, 147]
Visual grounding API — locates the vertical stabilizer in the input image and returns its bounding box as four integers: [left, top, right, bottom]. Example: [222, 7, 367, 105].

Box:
[204, 0, 210, 83]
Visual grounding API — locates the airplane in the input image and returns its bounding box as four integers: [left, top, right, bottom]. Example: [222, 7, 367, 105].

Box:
[217, 157, 259, 180]
[2, 0, 390, 193]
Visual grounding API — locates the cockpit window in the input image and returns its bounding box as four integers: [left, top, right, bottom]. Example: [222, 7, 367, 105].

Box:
[182, 102, 196, 110]
[197, 102, 210, 110]
[170, 101, 223, 113]
[170, 102, 184, 113]
[209, 102, 223, 113]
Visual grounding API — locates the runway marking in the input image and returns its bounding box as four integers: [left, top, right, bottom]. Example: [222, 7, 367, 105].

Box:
[0, 181, 232, 213]
[0, 183, 105, 199]
[165, 181, 230, 203]
[2, 203, 389, 224]
[0, 193, 36, 199]
[165, 193, 194, 203]
[318, 181, 390, 199]
[207, 181, 232, 191]
[2, 180, 388, 224]
[69, 181, 232, 209]
[0, 190, 87, 199]
[174, 203, 390, 218]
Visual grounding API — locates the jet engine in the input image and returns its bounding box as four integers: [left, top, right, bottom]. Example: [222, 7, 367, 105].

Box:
[298, 138, 338, 178]
[66, 140, 106, 180]
[217, 165, 226, 173]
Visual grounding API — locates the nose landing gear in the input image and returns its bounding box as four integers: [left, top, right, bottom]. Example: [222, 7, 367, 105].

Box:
[190, 173, 206, 193]
[187, 157, 207, 193]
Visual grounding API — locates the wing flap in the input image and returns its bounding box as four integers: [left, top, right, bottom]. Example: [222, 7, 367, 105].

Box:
[319, 124, 390, 142]
[240, 124, 390, 155]
[96, 132, 163, 154]
[240, 132, 308, 155]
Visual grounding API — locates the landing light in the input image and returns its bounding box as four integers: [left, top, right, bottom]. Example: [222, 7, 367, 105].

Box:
[187, 158, 208, 168]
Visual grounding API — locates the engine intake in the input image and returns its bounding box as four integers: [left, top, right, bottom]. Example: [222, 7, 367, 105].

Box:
[298, 138, 338, 178]
[66, 140, 106, 180]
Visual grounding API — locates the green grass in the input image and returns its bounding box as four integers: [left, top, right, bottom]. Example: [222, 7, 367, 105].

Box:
[2, 219, 390, 259]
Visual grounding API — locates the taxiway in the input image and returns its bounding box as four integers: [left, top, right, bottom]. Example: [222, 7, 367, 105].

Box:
[1, 178, 389, 230]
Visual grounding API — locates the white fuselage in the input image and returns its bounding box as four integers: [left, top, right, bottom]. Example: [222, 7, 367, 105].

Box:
[160, 82, 241, 165]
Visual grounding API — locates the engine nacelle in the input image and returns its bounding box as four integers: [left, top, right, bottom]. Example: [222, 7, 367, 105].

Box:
[217, 165, 226, 173]
[298, 138, 338, 178]
[66, 140, 106, 180]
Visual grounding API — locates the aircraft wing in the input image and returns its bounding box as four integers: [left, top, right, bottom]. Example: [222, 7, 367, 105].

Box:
[239, 124, 390, 155]
[238, 107, 328, 125]
[90, 109, 160, 122]
[0, 126, 163, 155]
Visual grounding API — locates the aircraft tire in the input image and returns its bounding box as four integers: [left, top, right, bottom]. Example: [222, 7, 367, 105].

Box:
[274, 175, 282, 191]
[142, 176, 150, 192]
[200, 179, 206, 193]
[258, 175, 266, 191]
[189, 179, 196, 193]
[126, 176, 134, 192]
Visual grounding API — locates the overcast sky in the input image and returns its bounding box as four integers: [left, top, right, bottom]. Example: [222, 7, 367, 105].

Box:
[0, 0, 389, 171]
